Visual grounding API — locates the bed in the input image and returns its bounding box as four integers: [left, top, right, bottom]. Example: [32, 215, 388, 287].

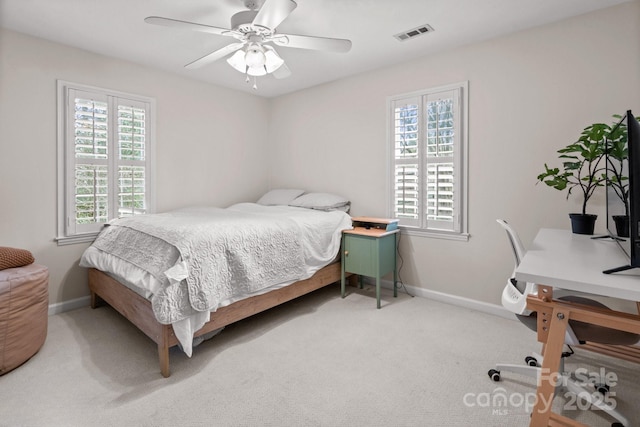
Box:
[81, 194, 353, 377]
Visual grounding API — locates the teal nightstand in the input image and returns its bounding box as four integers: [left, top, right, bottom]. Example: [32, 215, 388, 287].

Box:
[340, 217, 399, 309]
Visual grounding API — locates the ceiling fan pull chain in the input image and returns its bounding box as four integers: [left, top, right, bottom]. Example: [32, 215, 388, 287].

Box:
[253, 76, 258, 90]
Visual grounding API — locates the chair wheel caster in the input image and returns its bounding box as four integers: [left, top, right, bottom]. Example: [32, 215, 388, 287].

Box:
[595, 384, 610, 395]
[525, 356, 538, 367]
[488, 369, 501, 382]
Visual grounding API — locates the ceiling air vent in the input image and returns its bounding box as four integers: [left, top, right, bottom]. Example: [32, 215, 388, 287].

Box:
[394, 24, 434, 42]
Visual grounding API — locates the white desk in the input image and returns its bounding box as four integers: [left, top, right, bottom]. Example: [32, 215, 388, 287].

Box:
[516, 228, 640, 302]
[515, 228, 640, 427]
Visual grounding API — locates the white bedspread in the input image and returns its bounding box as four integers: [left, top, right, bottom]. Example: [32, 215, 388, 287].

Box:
[80, 203, 352, 355]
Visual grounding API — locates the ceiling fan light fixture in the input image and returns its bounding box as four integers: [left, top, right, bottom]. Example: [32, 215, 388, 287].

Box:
[263, 45, 284, 73]
[227, 48, 267, 76]
[247, 66, 267, 77]
[227, 50, 248, 73]
[226, 43, 284, 76]
[244, 43, 266, 67]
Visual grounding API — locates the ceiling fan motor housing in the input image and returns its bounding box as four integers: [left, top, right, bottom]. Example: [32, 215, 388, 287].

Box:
[231, 10, 265, 34]
[243, 0, 264, 10]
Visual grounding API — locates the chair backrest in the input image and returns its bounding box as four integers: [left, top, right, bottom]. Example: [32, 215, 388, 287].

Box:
[496, 219, 537, 316]
[496, 219, 525, 267]
[496, 219, 582, 344]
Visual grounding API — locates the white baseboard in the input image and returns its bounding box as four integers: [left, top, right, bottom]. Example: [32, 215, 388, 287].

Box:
[48, 296, 91, 316]
[377, 278, 516, 320]
[47, 279, 515, 321]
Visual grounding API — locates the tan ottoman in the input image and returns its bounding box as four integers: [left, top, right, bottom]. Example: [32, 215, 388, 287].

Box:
[0, 264, 49, 375]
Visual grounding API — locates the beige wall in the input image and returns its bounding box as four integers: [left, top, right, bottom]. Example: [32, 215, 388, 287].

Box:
[1, 2, 638, 310]
[268, 2, 640, 304]
[0, 29, 270, 307]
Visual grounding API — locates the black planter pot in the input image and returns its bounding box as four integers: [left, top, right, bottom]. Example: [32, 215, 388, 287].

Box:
[613, 215, 630, 238]
[569, 213, 597, 235]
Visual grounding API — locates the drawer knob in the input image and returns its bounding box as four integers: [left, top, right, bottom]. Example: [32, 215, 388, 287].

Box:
[344, 250, 349, 256]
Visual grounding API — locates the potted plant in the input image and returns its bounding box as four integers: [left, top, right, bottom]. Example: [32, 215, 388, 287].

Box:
[537, 123, 608, 235]
[606, 115, 630, 237]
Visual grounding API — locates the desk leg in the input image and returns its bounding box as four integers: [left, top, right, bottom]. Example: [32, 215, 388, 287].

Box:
[376, 275, 381, 309]
[530, 306, 570, 427]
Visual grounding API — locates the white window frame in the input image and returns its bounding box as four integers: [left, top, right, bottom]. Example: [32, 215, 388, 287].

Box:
[387, 81, 469, 241]
[56, 81, 156, 245]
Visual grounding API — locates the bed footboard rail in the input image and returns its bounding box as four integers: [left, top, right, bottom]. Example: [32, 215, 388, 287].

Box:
[88, 263, 348, 377]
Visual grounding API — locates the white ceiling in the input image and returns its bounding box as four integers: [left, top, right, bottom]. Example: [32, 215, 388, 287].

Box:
[0, 0, 631, 98]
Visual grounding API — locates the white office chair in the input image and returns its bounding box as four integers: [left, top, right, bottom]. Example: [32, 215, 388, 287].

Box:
[488, 219, 639, 427]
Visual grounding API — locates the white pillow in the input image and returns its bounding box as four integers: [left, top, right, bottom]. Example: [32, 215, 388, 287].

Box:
[257, 189, 305, 206]
[289, 192, 350, 211]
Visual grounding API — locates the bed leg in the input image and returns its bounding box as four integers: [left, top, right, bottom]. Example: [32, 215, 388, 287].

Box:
[159, 345, 170, 378]
[90, 291, 99, 309]
[159, 326, 171, 378]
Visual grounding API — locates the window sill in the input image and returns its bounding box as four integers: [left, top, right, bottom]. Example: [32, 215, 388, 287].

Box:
[400, 227, 470, 242]
[55, 233, 98, 246]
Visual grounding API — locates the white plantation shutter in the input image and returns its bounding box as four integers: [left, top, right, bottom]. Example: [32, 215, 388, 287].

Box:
[68, 90, 110, 234]
[58, 82, 155, 243]
[116, 101, 148, 218]
[424, 90, 458, 231]
[388, 82, 468, 238]
[392, 96, 421, 227]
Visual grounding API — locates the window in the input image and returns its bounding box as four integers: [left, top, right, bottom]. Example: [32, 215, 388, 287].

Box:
[388, 82, 468, 240]
[57, 81, 155, 245]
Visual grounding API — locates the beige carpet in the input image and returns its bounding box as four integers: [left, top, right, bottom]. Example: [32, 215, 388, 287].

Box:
[1, 283, 638, 427]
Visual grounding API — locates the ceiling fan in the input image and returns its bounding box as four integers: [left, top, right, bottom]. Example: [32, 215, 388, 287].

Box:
[145, 0, 352, 88]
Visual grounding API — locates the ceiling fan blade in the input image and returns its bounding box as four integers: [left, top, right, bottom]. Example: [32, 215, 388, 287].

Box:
[272, 62, 291, 79]
[145, 16, 230, 36]
[185, 42, 246, 69]
[252, 0, 297, 30]
[273, 33, 352, 53]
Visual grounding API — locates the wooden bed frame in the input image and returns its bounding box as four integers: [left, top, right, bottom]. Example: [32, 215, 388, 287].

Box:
[88, 263, 351, 377]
